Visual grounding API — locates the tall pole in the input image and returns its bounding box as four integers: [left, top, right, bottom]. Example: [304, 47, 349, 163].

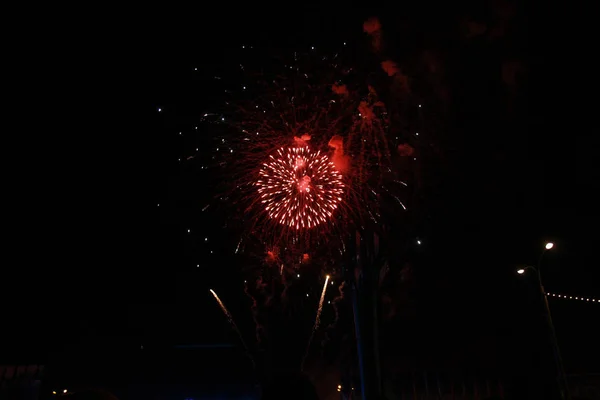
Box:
[350, 230, 383, 400]
[535, 246, 570, 400]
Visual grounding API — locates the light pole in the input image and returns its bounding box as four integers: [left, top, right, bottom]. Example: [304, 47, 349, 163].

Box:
[518, 242, 570, 400]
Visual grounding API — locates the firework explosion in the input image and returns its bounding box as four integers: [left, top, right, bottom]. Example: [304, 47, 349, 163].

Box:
[195, 44, 415, 257]
[162, 19, 429, 377]
[257, 146, 344, 230]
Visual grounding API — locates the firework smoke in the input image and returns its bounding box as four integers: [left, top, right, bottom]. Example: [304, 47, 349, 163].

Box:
[300, 275, 330, 371]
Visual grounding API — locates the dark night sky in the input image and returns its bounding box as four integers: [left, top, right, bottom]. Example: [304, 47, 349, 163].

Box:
[3, 3, 596, 396]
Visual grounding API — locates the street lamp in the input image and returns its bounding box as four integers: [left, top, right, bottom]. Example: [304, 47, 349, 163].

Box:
[517, 242, 570, 400]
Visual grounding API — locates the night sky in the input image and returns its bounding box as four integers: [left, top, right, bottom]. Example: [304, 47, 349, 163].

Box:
[3, 3, 596, 399]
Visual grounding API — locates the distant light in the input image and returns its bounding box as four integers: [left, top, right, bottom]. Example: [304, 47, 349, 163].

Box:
[157, 204, 159, 207]
[416, 132, 419, 136]
[210, 251, 213, 254]
[306, 293, 309, 297]
[221, 117, 225, 121]
[157, 107, 162, 112]
[205, 237, 208, 241]
[243, 86, 246, 90]
[197, 264, 199, 268]
[63, 390, 67, 394]
[194, 67, 197, 71]
[328, 300, 331, 304]
[417, 240, 421, 245]
[52, 391, 56, 395]
[187, 229, 191, 233]
[545, 242, 554, 250]
[343, 42, 346, 45]
[517, 269, 525, 274]
[179, 132, 182, 135]
[242, 45, 245, 48]
[338, 384, 342, 389]
[311, 46, 315, 50]
[297, 274, 300, 278]
[418, 104, 422, 107]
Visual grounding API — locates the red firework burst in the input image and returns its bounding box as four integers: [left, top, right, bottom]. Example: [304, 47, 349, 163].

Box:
[257, 146, 344, 230]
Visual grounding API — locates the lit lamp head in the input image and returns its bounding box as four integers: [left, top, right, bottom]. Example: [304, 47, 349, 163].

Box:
[517, 268, 525, 275]
[545, 242, 554, 250]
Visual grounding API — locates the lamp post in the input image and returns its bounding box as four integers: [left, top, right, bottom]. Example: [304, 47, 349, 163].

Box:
[518, 242, 570, 400]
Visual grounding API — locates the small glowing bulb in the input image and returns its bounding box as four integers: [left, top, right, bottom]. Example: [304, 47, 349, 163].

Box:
[179, 132, 182, 135]
[306, 293, 309, 297]
[338, 385, 342, 389]
[545, 242, 554, 250]
[63, 390, 67, 393]
[517, 269, 525, 274]
[311, 46, 315, 50]
[53, 391, 56, 395]
[157, 204, 159, 207]
[416, 132, 419, 136]
[194, 67, 197, 71]
[242, 45, 245, 48]
[157, 108, 162, 112]
[297, 274, 300, 278]
[210, 250, 213, 254]
[205, 237, 208, 241]
[221, 117, 225, 121]
[417, 240, 421, 245]
[243, 86, 246, 90]
[418, 104, 422, 107]
[328, 300, 331, 304]
[197, 264, 199, 268]
[187, 229, 191, 233]
[343, 42, 346, 45]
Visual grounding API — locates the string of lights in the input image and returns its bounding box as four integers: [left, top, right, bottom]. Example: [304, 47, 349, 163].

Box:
[546, 292, 598, 304]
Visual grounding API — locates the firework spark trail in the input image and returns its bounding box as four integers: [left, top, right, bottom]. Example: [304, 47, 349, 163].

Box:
[209, 289, 255, 368]
[300, 275, 330, 371]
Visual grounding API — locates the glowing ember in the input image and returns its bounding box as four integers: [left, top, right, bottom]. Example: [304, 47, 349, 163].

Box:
[257, 146, 344, 229]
